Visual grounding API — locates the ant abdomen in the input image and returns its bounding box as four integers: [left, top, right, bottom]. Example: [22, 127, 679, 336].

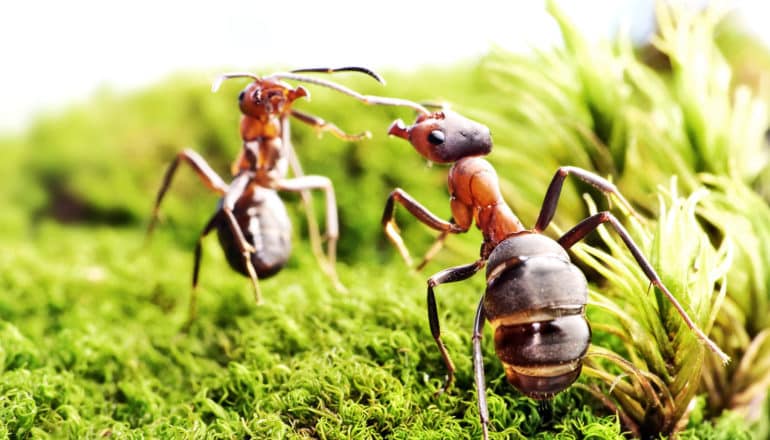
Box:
[217, 188, 292, 278]
[484, 233, 591, 399]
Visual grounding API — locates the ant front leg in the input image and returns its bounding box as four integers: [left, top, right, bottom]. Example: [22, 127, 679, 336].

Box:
[291, 109, 370, 141]
[221, 174, 262, 304]
[557, 211, 729, 363]
[147, 148, 229, 237]
[275, 175, 345, 292]
[534, 166, 638, 233]
[382, 189, 467, 267]
[426, 260, 485, 395]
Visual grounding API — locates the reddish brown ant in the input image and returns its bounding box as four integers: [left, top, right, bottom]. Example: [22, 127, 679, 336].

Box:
[381, 105, 729, 438]
[147, 66, 390, 322]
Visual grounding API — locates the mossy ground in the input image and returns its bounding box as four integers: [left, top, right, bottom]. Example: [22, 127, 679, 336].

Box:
[1, 219, 630, 439]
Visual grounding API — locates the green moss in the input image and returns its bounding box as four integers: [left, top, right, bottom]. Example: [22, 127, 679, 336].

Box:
[0, 222, 638, 438]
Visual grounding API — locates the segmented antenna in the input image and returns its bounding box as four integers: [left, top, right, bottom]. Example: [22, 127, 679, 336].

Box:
[211, 72, 260, 92]
[289, 66, 385, 85]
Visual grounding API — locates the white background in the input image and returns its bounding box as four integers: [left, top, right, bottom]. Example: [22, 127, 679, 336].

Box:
[1, 0, 767, 133]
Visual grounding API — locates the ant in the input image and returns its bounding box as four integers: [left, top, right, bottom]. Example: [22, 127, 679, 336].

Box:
[147, 66, 392, 323]
[381, 106, 729, 438]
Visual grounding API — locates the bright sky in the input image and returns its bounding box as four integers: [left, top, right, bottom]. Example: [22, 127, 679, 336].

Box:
[1, 1, 767, 133]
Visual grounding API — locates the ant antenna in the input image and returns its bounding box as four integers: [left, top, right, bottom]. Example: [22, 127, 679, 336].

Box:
[268, 72, 430, 115]
[212, 68, 431, 115]
[289, 66, 386, 85]
[421, 102, 449, 110]
[211, 72, 260, 93]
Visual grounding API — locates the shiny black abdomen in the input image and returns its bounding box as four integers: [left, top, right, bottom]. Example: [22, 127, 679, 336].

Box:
[217, 187, 292, 278]
[484, 233, 590, 399]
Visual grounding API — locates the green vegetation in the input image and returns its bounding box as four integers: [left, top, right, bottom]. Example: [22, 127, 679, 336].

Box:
[1, 2, 768, 438]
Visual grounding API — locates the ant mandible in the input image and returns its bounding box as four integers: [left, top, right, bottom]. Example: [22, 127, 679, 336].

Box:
[381, 106, 729, 438]
[147, 66, 388, 323]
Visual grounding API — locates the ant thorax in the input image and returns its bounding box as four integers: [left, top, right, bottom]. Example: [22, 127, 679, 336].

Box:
[236, 139, 288, 185]
[447, 157, 524, 246]
[239, 112, 282, 142]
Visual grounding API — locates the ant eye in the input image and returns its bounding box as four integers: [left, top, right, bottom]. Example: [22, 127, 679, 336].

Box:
[427, 130, 445, 145]
[238, 91, 245, 102]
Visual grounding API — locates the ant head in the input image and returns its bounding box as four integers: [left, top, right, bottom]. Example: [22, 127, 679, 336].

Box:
[387, 110, 492, 163]
[212, 73, 308, 118]
[237, 80, 308, 118]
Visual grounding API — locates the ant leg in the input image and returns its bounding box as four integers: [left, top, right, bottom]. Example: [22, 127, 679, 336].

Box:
[229, 149, 247, 177]
[281, 117, 330, 279]
[427, 260, 485, 395]
[558, 212, 729, 363]
[275, 175, 346, 292]
[534, 166, 637, 233]
[416, 230, 450, 271]
[291, 109, 370, 141]
[472, 296, 490, 440]
[148, 148, 229, 237]
[220, 174, 262, 304]
[186, 211, 221, 326]
[382, 189, 467, 267]
[220, 208, 262, 305]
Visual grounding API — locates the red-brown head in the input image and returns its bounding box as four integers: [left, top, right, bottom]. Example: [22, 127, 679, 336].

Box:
[212, 72, 309, 120]
[237, 80, 307, 118]
[388, 110, 492, 163]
